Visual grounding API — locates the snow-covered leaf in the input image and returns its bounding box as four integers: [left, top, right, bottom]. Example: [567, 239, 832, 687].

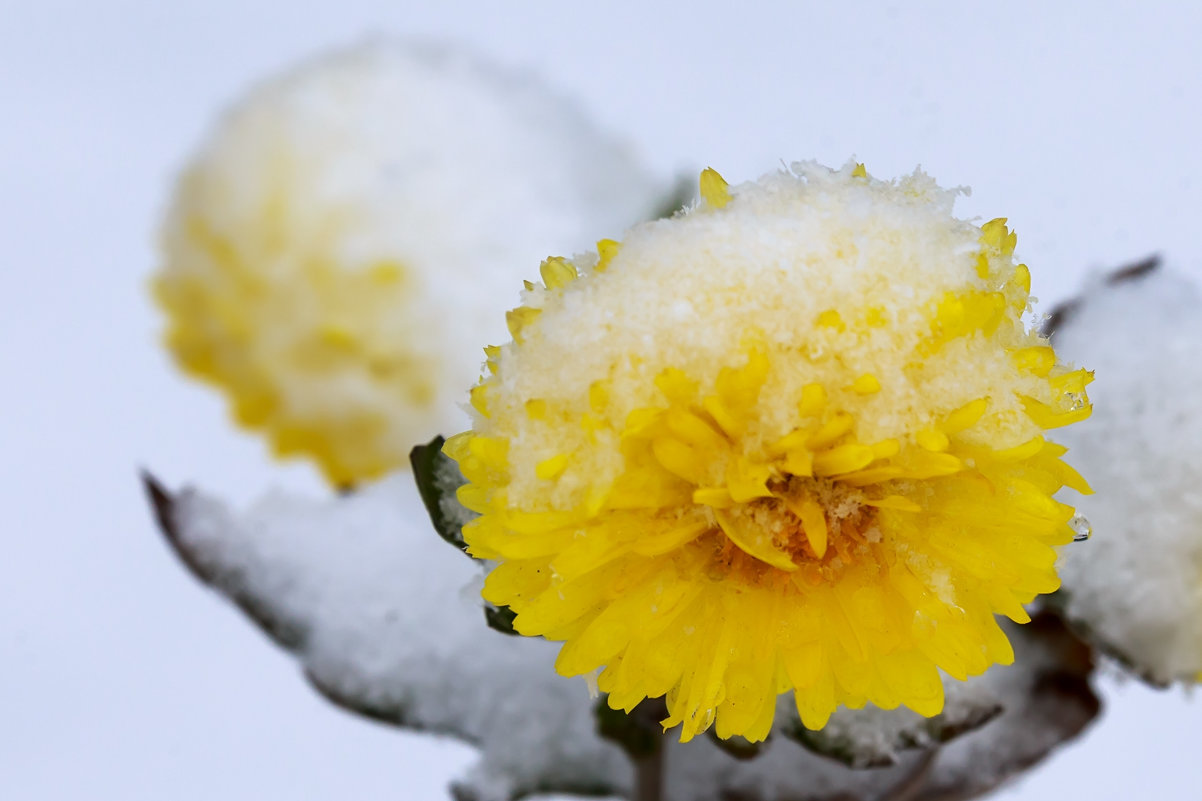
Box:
[1049, 256, 1202, 686]
[143, 472, 631, 801]
[783, 683, 1001, 769]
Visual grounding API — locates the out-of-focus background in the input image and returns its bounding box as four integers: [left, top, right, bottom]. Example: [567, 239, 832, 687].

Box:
[2, 2, 1199, 798]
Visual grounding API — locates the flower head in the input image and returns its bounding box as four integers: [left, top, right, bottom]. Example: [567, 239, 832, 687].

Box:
[446, 162, 1092, 741]
[154, 40, 659, 486]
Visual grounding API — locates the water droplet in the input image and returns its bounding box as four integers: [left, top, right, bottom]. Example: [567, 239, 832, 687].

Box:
[1070, 513, 1092, 542]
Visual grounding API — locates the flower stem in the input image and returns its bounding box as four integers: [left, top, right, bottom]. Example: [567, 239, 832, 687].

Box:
[633, 747, 664, 801]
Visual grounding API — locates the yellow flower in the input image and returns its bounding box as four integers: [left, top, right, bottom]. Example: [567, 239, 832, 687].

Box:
[153, 41, 660, 486]
[445, 162, 1092, 742]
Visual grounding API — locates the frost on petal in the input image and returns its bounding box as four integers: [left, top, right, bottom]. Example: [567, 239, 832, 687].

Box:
[1051, 257, 1202, 685]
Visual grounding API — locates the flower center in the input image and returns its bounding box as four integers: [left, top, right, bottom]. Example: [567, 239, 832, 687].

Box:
[702, 476, 884, 584]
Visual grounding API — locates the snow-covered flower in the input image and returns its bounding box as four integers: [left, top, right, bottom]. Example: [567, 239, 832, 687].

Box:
[445, 162, 1093, 742]
[153, 40, 660, 486]
[1053, 262, 1202, 685]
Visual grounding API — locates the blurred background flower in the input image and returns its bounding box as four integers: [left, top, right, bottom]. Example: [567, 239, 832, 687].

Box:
[154, 40, 662, 486]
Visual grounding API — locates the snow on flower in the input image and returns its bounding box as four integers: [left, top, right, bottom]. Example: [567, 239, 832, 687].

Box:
[445, 161, 1093, 742]
[153, 39, 660, 486]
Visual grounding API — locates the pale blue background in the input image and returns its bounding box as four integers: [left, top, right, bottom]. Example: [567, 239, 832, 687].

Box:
[2, 1, 1199, 798]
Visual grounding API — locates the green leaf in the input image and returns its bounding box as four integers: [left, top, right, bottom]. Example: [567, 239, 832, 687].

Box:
[648, 173, 697, 220]
[785, 696, 1001, 769]
[484, 603, 519, 636]
[409, 435, 473, 552]
[409, 438, 517, 636]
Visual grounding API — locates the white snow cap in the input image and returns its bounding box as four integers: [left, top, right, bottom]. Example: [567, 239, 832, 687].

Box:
[1054, 261, 1202, 685]
[155, 38, 664, 486]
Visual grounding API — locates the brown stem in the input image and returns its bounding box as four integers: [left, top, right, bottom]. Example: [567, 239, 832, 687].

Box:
[633, 748, 664, 801]
[885, 747, 938, 801]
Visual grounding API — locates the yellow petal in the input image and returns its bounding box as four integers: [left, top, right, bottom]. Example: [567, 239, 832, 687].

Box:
[540, 256, 578, 289]
[864, 495, 922, 512]
[714, 509, 798, 571]
[807, 413, 854, 450]
[506, 306, 541, 342]
[812, 444, 876, 477]
[700, 167, 732, 208]
[595, 239, 620, 272]
[1011, 345, 1056, 377]
[797, 383, 827, 417]
[915, 429, 949, 452]
[693, 487, 734, 508]
[632, 519, 710, 556]
[782, 496, 828, 558]
[652, 437, 705, 484]
[726, 458, 775, 503]
[850, 373, 881, 395]
[536, 454, 570, 480]
[816, 309, 845, 331]
[1018, 394, 1092, 429]
[783, 448, 814, 477]
[942, 397, 989, 433]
